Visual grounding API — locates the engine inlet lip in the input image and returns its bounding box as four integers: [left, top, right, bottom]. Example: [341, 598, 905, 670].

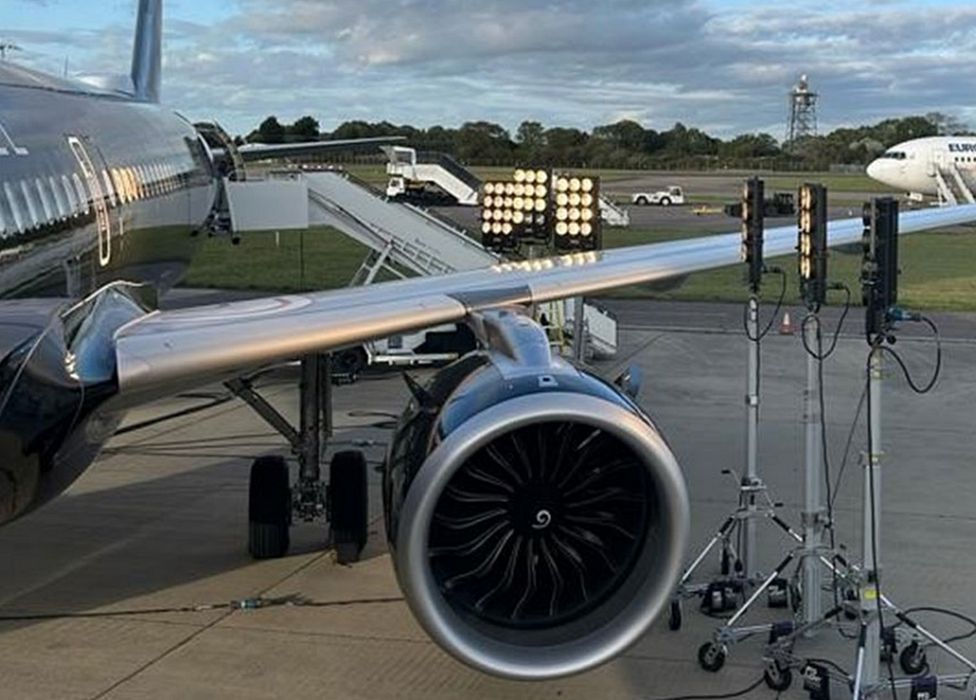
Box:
[395, 391, 689, 680]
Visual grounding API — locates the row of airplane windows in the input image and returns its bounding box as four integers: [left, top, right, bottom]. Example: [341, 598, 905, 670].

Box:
[0, 160, 192, 239]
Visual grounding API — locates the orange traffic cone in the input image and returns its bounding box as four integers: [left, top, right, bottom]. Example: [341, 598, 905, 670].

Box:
[779, 311, 795, 335]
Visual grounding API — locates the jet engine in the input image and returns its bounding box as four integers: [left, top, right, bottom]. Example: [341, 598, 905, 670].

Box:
[384, 310, 689, 680]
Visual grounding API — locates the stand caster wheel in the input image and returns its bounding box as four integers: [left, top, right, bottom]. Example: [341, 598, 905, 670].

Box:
[698, 642, 726, 672]
[763, 661, 792, 691]
[668, 600, 682, 631]
[900, 642, 928, 675]
[248, 456, 291, 559]
[329, 450, 369, 564]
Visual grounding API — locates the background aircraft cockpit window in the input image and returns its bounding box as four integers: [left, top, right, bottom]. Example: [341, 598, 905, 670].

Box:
[48, 176, 68, 219]
[3, 183, 25, 234]
[71, 173, 90, 215]
[20, 181, 41, 229]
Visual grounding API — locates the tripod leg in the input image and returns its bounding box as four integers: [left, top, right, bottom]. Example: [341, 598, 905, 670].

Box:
[892, 608, 976, 673]
[725, 552, 795, 628]
[678, 515, 737, 587]
[852, 622, 868, 700]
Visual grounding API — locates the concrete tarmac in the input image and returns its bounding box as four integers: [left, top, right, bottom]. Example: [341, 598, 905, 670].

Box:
[2, 304, 976, 699]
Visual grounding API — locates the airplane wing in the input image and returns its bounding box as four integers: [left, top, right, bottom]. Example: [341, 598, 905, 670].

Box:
[236, 136, 407, 161]
[113, 204, 976, 406]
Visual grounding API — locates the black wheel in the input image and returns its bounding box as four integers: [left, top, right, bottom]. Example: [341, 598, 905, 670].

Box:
[248, 456, 291, 559]
[900, 641, 927, 675]
[635, 196, 649, 206]
[764, 662, 793, 691]
[668, 600, 682, 631]
[720, 547, 731, 576]
[698, 642, 726, 672]
[660, 197, 672, 206]
[333, 347, 367, 377]
[330, 450, 369, 564]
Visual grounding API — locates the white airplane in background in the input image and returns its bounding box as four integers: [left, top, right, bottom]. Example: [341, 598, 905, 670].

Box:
[867, 136, 976, 204]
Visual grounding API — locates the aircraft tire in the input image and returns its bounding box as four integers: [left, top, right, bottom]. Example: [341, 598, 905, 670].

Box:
[330, 450, 369, 565]
[248, 455, 291, 559]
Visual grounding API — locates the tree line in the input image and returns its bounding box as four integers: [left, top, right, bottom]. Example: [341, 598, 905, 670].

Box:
[243, 112, 969, 171]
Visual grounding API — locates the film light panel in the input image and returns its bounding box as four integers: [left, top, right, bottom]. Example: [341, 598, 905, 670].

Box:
[552, 172, 601, 250]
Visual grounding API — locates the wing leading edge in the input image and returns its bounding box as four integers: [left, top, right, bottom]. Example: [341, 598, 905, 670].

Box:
[113, 204, 976, 406]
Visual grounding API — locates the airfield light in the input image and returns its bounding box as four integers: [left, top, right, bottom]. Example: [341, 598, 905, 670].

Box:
[741, 176, 764, 293]
[797, 182, 828, 309]
[514, 169, 526, 183]
[861, 197, 900, 339]
[525, 170, 537, 184]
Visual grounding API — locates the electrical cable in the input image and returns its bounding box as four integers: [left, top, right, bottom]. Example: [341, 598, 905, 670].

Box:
[643, 676, 766, 700]
[829, 381, 867, 514]
[879, 316, 942, 395]
[898, 606, 976, 646]
[742, 267, 787, 343]
[800, 284, 852, 361]
[0, 595, 405, 622]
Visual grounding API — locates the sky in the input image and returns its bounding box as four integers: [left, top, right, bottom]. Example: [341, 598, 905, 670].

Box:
[3, 0, 975, 140]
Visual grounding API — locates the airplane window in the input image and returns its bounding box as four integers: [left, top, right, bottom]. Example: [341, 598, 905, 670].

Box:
[134, 165, 145, 199]
[127, 167, 140, 200]
[3, 182, 25, 234]
[20, 181, 41, 229]
[101, 169, 117, 208]
[48, 176, 68, 219]
[129, 167, 141, 200]
[153, 163, 165, 195]
[61, 174, 79, 215]
[72, 173, 90, 215]
[34, 178, 55, 224]
[111, 168, 127, 205]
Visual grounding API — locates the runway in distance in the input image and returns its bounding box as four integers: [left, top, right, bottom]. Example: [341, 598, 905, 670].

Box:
[3, 0, 976, 683]
[867, 135, 976, 201]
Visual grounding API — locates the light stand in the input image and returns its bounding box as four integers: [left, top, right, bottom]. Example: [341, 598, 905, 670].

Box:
[798, 182, 830, 630]
[677, 178, 801, 643]
[762, 197, 976, 697]
[697, 183, 863, 673]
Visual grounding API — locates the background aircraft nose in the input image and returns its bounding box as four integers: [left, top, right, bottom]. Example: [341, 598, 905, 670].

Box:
[866, 159, 881, 180]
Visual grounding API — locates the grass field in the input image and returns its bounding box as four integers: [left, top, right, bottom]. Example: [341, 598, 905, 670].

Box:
[183, 224, 976, 311]
[602, 228, 976, 311]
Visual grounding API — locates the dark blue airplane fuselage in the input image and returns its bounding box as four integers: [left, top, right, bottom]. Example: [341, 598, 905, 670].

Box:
[0, 64, 216, 524]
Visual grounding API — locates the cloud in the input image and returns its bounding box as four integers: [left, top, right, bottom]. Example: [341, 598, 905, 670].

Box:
[8, 0, 976, 138]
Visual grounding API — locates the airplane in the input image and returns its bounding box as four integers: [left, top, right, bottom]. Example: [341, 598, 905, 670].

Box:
[3, 0, 976, 683]
[866, 135, 976, 203]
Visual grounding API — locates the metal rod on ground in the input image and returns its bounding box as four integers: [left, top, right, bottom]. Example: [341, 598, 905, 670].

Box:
[801, 316, 824, 628]
[742, 295, 760, 579]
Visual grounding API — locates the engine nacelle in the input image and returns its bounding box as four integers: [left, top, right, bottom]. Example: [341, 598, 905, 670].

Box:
[384, 318, 689, 680]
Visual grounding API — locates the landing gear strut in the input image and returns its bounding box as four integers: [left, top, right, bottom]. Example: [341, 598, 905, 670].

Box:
[228, 354, 369, 563]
